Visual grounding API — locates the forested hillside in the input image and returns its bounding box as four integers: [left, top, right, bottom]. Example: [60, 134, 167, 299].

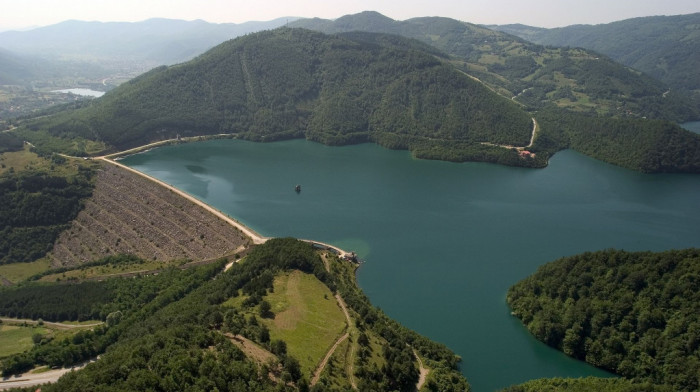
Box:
[531, 107, 700, 173]
[0, 165, 94, 264]
[0, 238, 470, 391]
[290, 12, 700, 173]
[19, 28, 537, 166]
[507, 249, 700, 391]
[0, 49, 35, 85]
[291, 11, 698, 122]
[493, 13, 700, 98]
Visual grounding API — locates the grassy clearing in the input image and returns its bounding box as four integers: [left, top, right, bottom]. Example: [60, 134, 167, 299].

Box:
[0, 147, 47, 175]
[0, 325, 48, 358]
[0, 258, 51, 283]
[366, 330, 387, 369]
[0, 318, 102, 346]
[29, 366, 52, 374]
[263, 270, 346, 376]
[0, 144, 101, 177]
[222, 294, 249, 309]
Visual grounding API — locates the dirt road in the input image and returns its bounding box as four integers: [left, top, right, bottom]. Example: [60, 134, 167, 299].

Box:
[0, 359, 96, 390]
[310, 294, 356, 388]
[0, 318, 102, 330]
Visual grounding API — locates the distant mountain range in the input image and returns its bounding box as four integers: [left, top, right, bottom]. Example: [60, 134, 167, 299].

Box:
[490, 13, 700, 97]
[0, 48, 107, 85]
[0, 18, 295, 67]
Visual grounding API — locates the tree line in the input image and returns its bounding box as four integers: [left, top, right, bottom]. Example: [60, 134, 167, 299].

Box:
[507, 248, 700, 391]
[0, 168, 94, 264]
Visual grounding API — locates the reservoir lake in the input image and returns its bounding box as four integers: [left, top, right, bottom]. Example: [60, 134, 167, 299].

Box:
[122, 139, 700, 391]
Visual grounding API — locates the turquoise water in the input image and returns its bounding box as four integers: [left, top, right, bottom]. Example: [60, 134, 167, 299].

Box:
[121, 140, 700, 391]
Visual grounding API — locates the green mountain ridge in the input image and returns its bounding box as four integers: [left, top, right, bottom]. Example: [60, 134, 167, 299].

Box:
[285, 11, 700, 173]
[490, 13, 700, 98]
[20, 28, 541, 167]
[0, 238, 471, 391]
[290, 11, 698, 123]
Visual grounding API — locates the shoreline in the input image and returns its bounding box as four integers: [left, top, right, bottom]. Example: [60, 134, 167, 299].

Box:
[99, 151, 354, 257]
[103, 133, 239, 160]
[100, 156, 269, 245]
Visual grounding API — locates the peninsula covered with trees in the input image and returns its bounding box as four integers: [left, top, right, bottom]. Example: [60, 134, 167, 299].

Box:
[507, 248, 700, 391]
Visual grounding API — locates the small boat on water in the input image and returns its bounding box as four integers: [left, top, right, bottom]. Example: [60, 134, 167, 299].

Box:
[295, 184, 301, 193]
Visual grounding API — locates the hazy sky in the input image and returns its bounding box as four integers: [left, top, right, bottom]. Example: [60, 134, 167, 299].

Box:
[1, 0, 699, 31]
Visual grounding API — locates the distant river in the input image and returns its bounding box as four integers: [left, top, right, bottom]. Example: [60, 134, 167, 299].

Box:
[122, 139, 700, 391]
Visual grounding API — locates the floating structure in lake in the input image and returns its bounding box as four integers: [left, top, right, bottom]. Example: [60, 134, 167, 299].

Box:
[295, 184, 301, 193]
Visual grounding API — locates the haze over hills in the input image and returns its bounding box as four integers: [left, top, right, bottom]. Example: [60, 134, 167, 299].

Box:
[0, 18, 296, 66]
[0, 48, 35, 85]
[0, 48, 107, 85]
[491, 13, 700, 98]
[290, 11, 698, 123]
[0, 17, 297, 120]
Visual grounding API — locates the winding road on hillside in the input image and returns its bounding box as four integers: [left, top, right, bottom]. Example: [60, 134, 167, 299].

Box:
[310, 294, 354, 388]
[310, 254, 358, 389]
[413, 348, 429, 391]
[480, 117, 539, 150]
